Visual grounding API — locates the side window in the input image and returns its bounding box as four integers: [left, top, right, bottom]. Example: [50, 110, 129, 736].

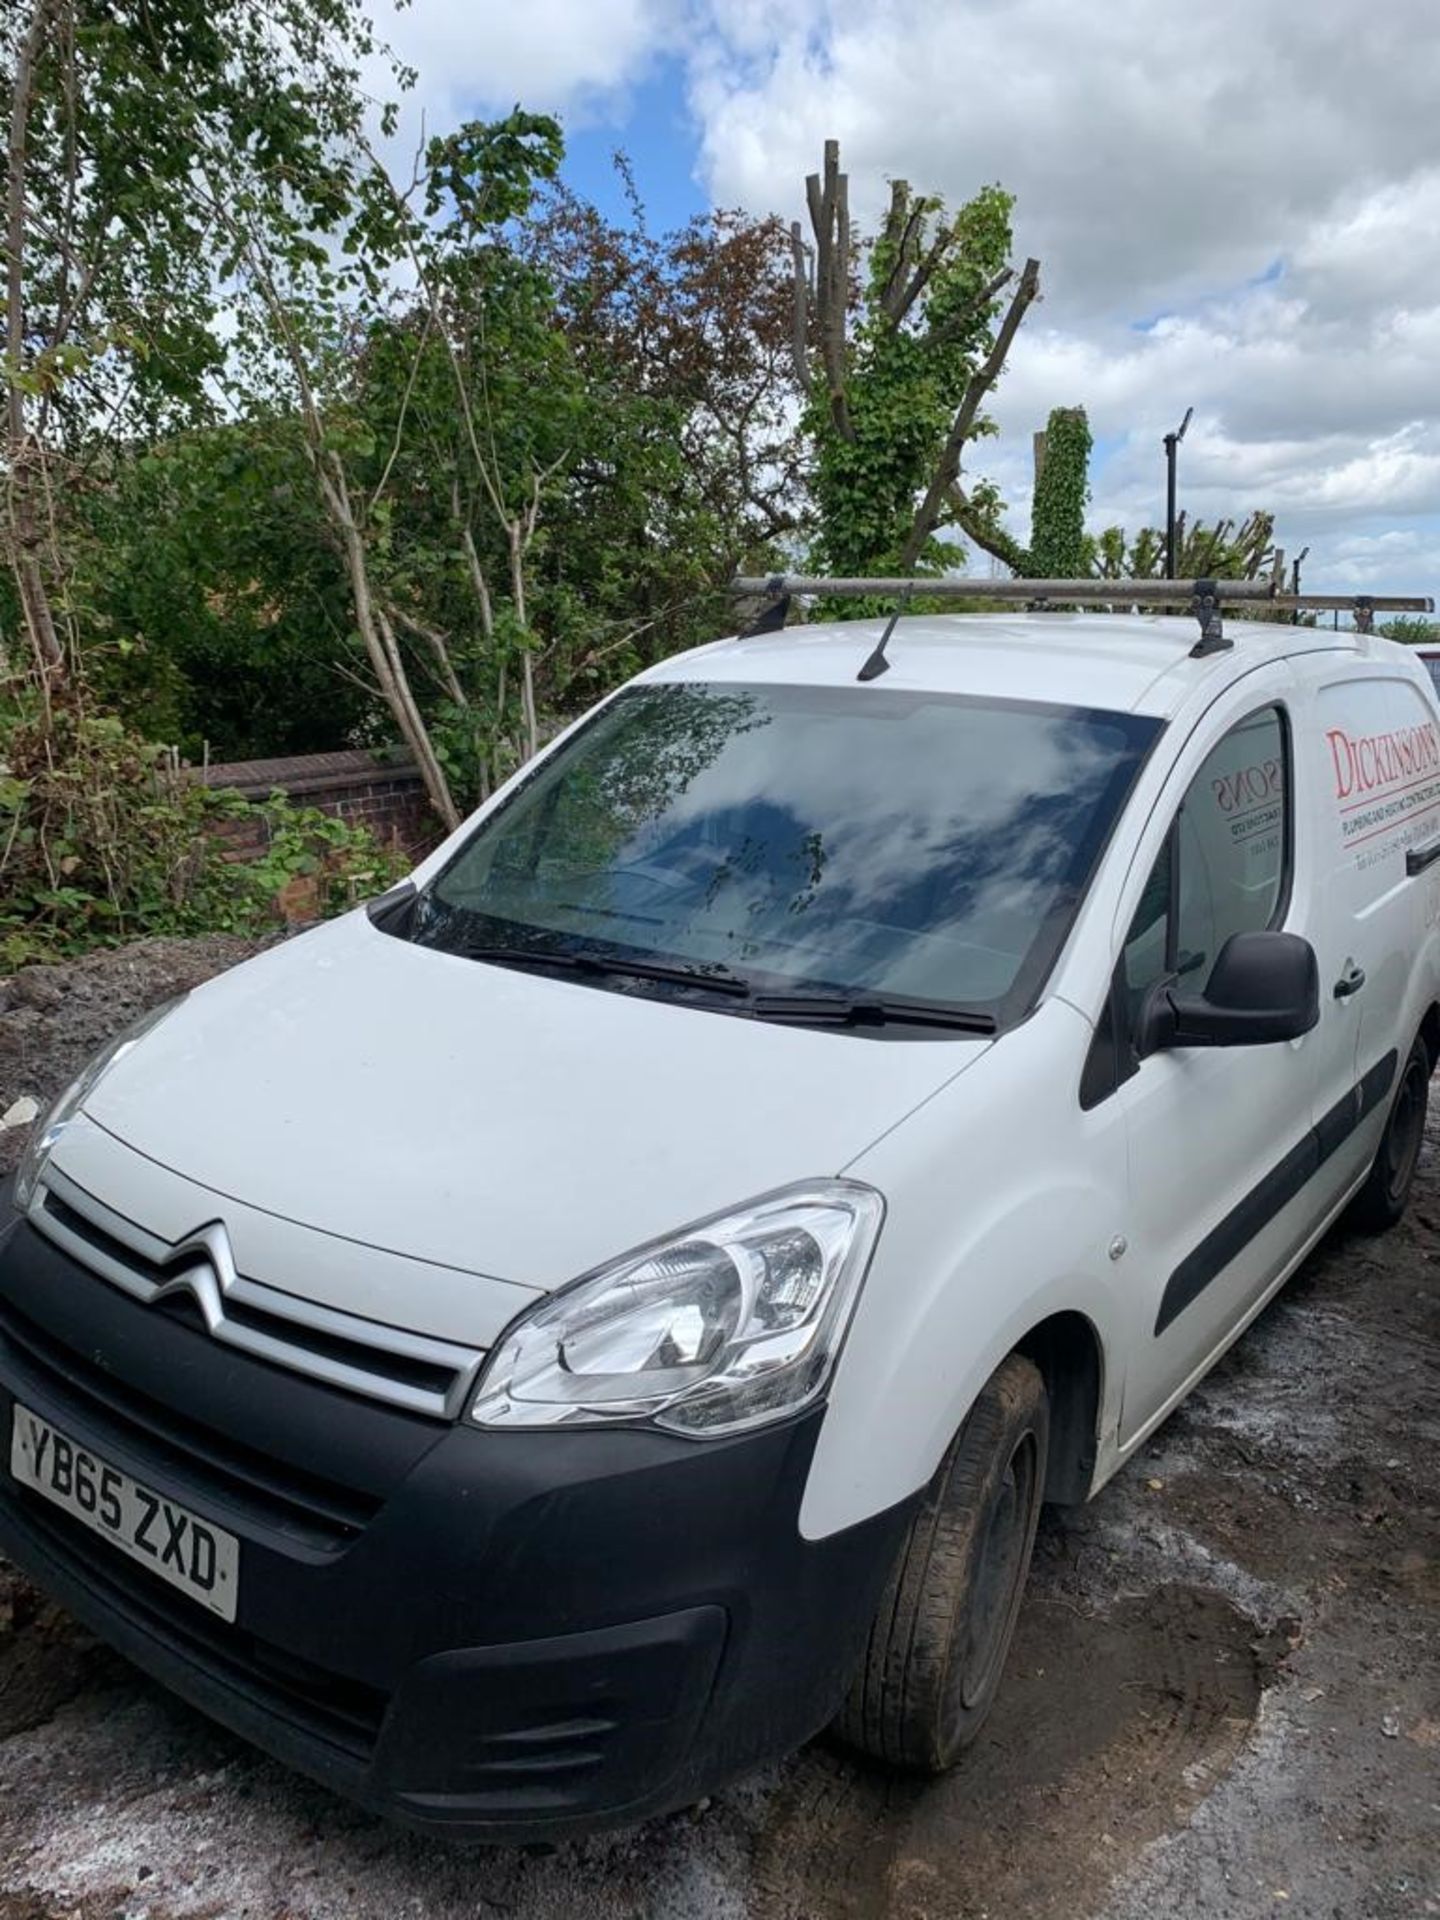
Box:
[1121, 829, 1173, 1014]
[1123, 706, 1290, 1033]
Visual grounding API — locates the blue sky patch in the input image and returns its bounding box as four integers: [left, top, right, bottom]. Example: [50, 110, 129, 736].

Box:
[558, 58, 704, 233]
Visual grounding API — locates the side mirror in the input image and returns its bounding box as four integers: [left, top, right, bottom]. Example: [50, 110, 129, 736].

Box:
[1136, 930, 1319, 1057]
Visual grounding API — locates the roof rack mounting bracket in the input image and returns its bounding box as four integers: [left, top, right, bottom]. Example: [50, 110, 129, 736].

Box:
[1353, 594, 1375, 636]
[1189, 577, 1231, 657]
[740, 575, 790, 637]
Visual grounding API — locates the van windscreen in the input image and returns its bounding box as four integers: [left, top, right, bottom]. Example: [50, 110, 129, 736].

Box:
[414, 682, 1160, 1025]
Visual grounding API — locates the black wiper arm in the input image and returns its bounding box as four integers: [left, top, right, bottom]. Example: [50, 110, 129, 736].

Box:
[458, 943, 752, 997]
[455, 942, 585, 974]
[748, 993, 997, 1033]
[578, 953, 752, 996]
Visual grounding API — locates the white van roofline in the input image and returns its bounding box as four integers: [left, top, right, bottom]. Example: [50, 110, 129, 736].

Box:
[641, 614, 1404, 721]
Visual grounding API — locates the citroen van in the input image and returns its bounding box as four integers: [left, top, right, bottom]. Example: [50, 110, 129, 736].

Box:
[2, 594, 1437, 1841]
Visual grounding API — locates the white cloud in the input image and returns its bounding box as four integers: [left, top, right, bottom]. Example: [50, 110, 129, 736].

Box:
[688, 0, 1440, 318]
[1322, 527, 1440, 591]
[377, 0, 684, 131]
[365, 0, 1440, 607]
[684, 0, 1440, 602]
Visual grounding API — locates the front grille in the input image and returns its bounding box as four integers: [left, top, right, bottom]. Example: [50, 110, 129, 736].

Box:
[33, 1171, 484, 1420]
[0, 1292, 380, 1549]
[5, 1479, 387, 1757]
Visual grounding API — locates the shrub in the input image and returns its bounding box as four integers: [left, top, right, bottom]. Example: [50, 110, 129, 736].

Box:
[1379, 616, 1440, 646]
[0, 699, 406, 967]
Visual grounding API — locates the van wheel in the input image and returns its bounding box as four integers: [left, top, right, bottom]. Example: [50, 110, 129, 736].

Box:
[1348, 1034, 1431, 1233]
[834, 1353, 1049, 1773]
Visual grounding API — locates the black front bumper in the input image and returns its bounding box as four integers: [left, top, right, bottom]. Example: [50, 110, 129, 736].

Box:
[0, 1194, 910, 1841]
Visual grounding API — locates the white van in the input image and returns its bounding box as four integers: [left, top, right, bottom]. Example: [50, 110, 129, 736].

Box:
[2, 584, 1438, 1841]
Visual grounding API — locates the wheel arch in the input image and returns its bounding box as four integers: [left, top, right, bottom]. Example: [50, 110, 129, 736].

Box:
[1014, 1309, 1106, 1506]
[1419, 1000, 1440, 1070]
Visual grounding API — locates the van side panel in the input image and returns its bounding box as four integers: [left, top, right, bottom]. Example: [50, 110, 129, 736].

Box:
[802, 1000, 1124, 1541]
[1296, 656, 1440, 1208]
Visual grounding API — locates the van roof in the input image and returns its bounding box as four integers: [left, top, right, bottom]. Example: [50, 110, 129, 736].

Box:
[644, 614, 1371, 720]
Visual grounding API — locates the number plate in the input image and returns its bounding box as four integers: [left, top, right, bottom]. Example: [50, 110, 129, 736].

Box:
[9, 1404, 239, 1623]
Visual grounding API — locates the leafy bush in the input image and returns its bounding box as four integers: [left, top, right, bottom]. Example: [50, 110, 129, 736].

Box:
[1379, 616, 1440, 645]
[0, 700, 406, 967]
[74, 423, 378, 762]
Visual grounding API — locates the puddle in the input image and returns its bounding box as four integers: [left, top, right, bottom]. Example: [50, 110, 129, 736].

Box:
[751, 1585, 1273, 1920]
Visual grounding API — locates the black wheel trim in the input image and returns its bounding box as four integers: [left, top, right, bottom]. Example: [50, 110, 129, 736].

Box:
[1382, 1051, 1428, 1205]
[959, 1429, 1041, 1711]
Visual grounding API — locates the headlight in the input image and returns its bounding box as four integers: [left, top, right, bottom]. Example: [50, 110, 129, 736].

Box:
[13, 997, 185, 1214]
[470, 1181, 884, 1437]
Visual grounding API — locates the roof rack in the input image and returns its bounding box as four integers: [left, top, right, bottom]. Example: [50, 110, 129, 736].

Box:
[728, 575, 1434, 658]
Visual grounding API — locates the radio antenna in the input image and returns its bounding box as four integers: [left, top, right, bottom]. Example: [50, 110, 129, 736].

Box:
[857, 582, 917, 682]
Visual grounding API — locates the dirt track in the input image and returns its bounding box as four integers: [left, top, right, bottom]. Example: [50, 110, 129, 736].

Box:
[0, 945, 1436, 1919]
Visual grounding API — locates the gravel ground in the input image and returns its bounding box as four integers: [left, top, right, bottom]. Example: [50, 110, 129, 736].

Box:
[0, 939, 1435, 1920]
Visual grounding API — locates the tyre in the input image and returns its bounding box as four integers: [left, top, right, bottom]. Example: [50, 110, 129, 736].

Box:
[834, 1352, 1049, 1773]
[1347, 1032, 1431, 1234]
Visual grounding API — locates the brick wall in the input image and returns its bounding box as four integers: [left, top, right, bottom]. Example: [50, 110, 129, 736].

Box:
[196, 750, 440, 863]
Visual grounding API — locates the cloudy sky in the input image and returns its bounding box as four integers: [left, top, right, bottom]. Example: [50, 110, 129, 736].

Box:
[380, 0, 1440, 611]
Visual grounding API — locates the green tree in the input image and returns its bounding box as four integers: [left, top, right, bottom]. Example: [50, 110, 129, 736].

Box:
[961, 413, 1285, 595]
[515, 182, 806, 678]
[1, 0, 399, 684]
[790, 139, 1040, 594]
[1091, 511, 1279, 582]
[225, 120, 810, 818]
[202, 108, 563, 826]
[889, 401, 1092, 581]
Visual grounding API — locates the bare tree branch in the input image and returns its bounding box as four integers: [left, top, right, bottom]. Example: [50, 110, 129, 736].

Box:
[460, 525, 495, 642]
[388, 605, 465, 707]
[900, 256, 1041, 571]
[887, 227, 954, 330]
[878, 183, 956, 329]
[946, 480, 1030, 574]
[371, 306, 435, 511]
[788, 220, 812, 396]
[922, 265, 1014, 353]
[877, 182, 921, 320]
[805, 140, 853, 440]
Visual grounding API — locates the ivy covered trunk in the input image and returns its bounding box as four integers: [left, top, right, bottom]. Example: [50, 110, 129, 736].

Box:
[1027, 408, 1092, 579]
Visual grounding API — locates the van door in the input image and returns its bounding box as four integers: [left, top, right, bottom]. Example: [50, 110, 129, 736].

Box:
[1110, 682, 1323, 1444]
[1301, 663, 1440, 1209]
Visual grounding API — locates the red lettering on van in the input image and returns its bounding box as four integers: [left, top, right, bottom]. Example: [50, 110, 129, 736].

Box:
[1327, 720, 1440, 802]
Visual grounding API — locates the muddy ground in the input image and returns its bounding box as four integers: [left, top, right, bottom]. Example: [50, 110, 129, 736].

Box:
[0, 941, 1435, 1920]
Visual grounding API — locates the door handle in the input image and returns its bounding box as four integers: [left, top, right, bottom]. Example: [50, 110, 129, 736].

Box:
[1333, 961, 1366, 1000]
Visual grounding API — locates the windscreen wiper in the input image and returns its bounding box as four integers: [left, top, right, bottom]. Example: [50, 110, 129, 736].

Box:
[747, 993, 998, 1033]
[457, 943, 752, 997]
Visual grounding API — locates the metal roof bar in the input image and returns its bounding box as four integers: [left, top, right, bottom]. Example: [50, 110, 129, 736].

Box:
[1279, 593, 1435, 613]
[729, 575, 1433, 613]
